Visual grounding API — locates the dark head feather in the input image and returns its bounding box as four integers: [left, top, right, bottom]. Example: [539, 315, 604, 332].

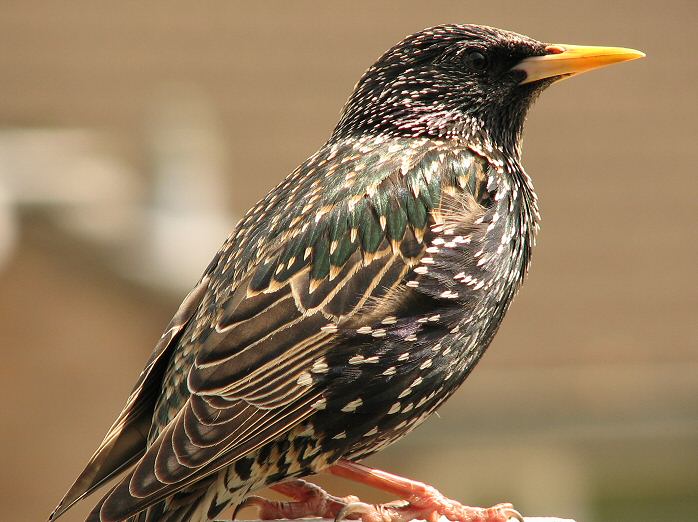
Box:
[332, 24, 552, 157]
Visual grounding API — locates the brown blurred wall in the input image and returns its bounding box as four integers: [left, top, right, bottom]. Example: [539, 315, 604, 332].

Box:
[0, 2, 696, 521]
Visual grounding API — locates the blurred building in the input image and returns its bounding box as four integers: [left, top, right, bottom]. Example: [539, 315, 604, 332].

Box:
[0, 3, 695, 522]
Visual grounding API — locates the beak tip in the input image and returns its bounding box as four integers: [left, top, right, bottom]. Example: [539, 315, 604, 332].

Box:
[622, 47, 646, 61]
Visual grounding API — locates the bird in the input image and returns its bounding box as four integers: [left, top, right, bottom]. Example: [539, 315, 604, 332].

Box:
[49, 24, 643, 522]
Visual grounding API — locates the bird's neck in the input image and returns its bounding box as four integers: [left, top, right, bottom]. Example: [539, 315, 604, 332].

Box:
[333, 112, 526, 171]
[332, 81, 532, 165]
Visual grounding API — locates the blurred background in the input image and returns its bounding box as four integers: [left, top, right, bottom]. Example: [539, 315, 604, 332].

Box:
[1, 1, 696, 521]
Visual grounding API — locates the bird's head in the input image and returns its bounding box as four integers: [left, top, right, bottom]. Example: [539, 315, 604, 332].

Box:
[333, 24, 643, 158]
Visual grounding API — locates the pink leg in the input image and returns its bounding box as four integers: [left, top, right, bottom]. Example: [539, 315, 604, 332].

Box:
[327, 460, 523, 522]
[236, 478, 359, 520]
[237, 461, 522, 522]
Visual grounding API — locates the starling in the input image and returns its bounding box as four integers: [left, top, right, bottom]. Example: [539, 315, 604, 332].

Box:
[50, 24, 643, 522]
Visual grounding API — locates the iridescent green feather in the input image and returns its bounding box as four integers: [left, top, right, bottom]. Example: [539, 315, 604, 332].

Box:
[329, 211, 354, 268]
[244, 142, 486, 297]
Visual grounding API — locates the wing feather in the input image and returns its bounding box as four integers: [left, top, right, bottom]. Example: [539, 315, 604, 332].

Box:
[96, 394, 322, 521]
[96, 246, 406, 520]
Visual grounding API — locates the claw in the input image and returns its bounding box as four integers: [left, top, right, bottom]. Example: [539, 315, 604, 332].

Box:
[335, 501, 377, 522]
[327, 461, 524, 522]
[495, 503, 525, 522]
[237, 469, 523, 522]
[335, 498, 522, 522]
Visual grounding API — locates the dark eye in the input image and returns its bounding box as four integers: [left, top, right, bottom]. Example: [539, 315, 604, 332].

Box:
[463, 51, 488, 71]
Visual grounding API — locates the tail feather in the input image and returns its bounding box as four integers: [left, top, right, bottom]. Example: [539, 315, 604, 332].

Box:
[49, 406, 151, 520]
[48, 278, 209, 521]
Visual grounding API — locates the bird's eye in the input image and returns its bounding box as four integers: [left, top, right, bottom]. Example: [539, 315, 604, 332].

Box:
[463, 51, 488, 71]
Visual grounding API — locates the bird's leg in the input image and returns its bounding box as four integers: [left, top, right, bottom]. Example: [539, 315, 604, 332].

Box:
[236, 478, 360, 520]
[327, 460, 523, 522]
[238, 461, 522, 522]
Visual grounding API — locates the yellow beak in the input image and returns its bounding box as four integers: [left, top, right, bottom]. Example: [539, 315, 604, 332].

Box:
[514, 44, 645, 84]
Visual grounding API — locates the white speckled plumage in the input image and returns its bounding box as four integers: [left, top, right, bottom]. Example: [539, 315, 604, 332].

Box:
[48, 23, 603, 522]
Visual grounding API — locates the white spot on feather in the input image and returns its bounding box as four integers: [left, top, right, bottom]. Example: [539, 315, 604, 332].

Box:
[348, 355, 364, 365]
[311, 359, 328, 374]
[311, 397, 327, 410]
[341, 398, 363, 412]
[296, 372, 313, 387]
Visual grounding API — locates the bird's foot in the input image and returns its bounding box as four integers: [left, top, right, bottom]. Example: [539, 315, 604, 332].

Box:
[337, 497, 522, 522]
[327, 460, 522, 522]
[240, 461, 523, 522]
[237, 478, 359, 520]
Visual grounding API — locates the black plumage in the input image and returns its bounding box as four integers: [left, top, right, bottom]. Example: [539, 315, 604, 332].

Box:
[50, 24, 643, 522]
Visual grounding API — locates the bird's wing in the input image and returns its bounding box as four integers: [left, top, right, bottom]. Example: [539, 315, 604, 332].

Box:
[95, 217, 426, 520]
[93, 141, 486, 521]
